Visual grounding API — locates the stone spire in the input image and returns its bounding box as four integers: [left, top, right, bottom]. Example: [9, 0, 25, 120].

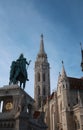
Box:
[34, 34, 50, 110]
[61, 61, 67, 78]
[39, 34, 45, 54]
[37, 34, 47, 62]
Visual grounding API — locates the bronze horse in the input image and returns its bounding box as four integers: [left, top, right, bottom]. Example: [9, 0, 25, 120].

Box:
[9, 54, 31, 90]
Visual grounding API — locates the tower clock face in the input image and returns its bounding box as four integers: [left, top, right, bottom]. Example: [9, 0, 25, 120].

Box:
[5, 102, 13, 111]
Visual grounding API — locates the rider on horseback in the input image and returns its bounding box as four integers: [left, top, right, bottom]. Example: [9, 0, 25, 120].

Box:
[9, 53, 31, 89]
[16, 53, 29, 81]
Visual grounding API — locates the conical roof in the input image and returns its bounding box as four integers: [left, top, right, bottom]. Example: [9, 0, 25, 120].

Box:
[39, 34, 46, 54]
[61, 61, 67, 78]
[37, 34, 47, 62]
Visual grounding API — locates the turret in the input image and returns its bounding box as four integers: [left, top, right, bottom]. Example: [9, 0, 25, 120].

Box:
[34, 34, 50, 110]
[61, 61, 67, 81]
[37, 34, 47, 62]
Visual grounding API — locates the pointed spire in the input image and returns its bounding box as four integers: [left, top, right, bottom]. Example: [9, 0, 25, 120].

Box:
[39, 34, 45, 54]
[61, 61, 67, 78]
[37, 34, 47, 62]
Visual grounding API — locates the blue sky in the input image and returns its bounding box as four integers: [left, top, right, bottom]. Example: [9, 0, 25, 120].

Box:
[0, 0, 83, 97]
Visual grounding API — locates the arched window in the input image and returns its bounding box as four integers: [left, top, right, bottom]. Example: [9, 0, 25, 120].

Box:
[76, 98, 78, 104]
[38, 97, 41, 108]
[60, 101, 62, 111]
[43, 87, 46, 95]
[38, 73, 40, 81]
[63, 84, 65, 88]
[43, 73, 45, 81]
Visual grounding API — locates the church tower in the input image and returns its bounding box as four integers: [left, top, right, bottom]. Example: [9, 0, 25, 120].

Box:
[57, 62, 70, 130]
[34, 34, 50, 110]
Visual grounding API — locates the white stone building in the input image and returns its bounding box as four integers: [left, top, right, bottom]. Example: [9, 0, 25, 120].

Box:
[34, 35, 83, 130]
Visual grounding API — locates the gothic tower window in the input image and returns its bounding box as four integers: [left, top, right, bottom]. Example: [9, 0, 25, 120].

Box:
[34, 35, 50, 110]
[43, 87, 46, 95]
[38, 73, 40, 81]
[43, 73, 45, 81]
[60, 102, 62, 111]
[63, 84, 65, 88]
[76, 97, 78, 104]
[38, 97, 41, 108]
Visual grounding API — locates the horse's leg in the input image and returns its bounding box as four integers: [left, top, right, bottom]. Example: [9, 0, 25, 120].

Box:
[23, 82, 26, 90]
[20, 82, 22, 88]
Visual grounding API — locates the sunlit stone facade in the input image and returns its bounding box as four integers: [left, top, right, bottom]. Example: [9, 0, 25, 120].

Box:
[34, 35, 83, 130]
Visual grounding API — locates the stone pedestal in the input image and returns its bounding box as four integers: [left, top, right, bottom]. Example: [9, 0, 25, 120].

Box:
[0, 85, 47, 130]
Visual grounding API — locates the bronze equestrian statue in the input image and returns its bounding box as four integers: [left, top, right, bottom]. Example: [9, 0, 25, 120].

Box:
[9, 54, 31, 89]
